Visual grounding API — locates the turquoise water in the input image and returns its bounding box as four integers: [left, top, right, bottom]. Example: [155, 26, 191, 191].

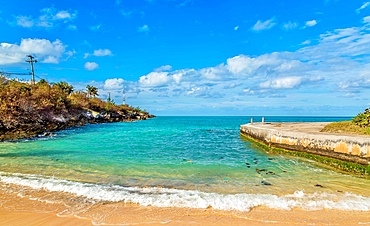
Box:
[1, 116, 370, 212]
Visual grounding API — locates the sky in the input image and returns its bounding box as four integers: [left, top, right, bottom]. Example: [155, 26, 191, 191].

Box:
[0, 0, 370, 116]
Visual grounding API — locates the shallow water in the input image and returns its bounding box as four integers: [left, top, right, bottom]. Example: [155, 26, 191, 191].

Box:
[1, 116, 369, 214]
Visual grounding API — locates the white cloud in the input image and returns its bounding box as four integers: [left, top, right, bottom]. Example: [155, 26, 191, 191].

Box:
[0, 38, 66, 65]
[65, 50, 76, 59]
[363, 16, 370, 24]
[356, 2, 370, 14]
[43, 56, 59, 64]
[172, 71, 184, 84]
[305, 20, 317, 27]
[200, 65, 226, 80]
[226, 54, 281, 76]
[84, 49, 113, 59]
[54, 10, 75, 20]
[302, 40, 311, 45]
[11, 7, 77, 29]
[154, 65, 172, 72]
[93, 49, 113, 57]
[67, 24, 77, 30]
[84, 62, 99, 71]
[138, 24, 150, 33]
[15, 16, 34, 27]
[139, 72, 170, 87]
[251, 18, 276, 32]
[282, 21, 298, 31]
[108, 19, 370, 115]
[104, 78, 124, 90]
[259, 76, 303, 89]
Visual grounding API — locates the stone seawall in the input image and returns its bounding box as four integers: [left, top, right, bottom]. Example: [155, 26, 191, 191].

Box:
[240, 122, 370, 165]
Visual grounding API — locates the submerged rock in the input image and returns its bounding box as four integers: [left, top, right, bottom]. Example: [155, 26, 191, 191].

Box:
[259, 180, 272, 186]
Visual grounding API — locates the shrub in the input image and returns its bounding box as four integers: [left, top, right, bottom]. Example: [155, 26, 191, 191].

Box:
[352, 108, 370, 128]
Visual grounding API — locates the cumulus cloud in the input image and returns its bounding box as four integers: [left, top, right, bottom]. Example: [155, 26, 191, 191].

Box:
[259, 76, 303, 89]
[139, 72, 171, 87]
[84, 49, 113, 59]
[226, 54, 283, 76]
[305, 20, 317, 27]
[138, 24, 150, 33]
[200, 65, 226, 80]
[0, 38, 66, 65]
[84, 62, 99, 71]
[356, 2, 370, 14]
[11, 7, 77, 29]
[93, 49, 113, 56]
[251, 18, 276, 32]
[125, 18, 370, 115]
[104, 78, 125, 90]
[54, 10, 75, 20]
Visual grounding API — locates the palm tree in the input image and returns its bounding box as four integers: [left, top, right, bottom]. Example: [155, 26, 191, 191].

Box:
[86, 85, 98, 98]
[54, 81, 73, 95]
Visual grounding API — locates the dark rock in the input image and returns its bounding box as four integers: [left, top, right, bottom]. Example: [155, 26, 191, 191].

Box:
[0, 108, 155, 142]
[255, 168, 267, 174]
[260, 180, 272, 186]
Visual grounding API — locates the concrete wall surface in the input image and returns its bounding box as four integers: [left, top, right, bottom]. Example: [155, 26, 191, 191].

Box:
[240, 123, 370, 165]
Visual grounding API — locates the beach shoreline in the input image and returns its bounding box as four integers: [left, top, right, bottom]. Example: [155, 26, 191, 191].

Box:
[1, 118, 370, 225]
[1, 184, 370, 226]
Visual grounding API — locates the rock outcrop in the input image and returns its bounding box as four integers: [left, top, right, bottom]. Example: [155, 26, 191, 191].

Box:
[0, 109, 155, 141]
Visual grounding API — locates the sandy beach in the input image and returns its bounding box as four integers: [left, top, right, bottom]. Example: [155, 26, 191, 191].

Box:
[1, 120, 369, 225]
[1, 185, 370, 226]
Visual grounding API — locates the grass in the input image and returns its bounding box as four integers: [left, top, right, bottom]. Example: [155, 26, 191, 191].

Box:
[321, 121, 370, 135]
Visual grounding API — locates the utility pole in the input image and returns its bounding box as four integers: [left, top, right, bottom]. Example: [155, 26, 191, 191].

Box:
[122, 89, 126, 105]
[26, 55, 37, 84]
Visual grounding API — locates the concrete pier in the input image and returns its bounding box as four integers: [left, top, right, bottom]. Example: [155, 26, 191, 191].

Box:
[240, 122, 370, 165]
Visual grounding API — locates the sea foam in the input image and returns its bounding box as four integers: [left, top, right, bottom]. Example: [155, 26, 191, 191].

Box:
[1, 172, 370, 212]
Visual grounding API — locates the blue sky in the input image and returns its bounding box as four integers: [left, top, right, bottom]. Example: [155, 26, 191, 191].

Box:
[0, 0, 370, 116]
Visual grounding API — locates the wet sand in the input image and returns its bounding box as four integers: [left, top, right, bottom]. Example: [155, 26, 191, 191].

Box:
[1, 186, 370, 226]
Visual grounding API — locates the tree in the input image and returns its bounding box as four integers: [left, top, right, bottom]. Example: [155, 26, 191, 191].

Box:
[86, 85, 98, 98]
[53, 82, 73, 95]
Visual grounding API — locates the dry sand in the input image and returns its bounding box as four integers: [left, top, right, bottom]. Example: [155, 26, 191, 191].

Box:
[1, 187, 370, 226]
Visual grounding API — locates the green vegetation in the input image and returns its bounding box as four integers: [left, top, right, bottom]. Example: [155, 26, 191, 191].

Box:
[0, 76, 153, 140]
[321, 108, 370, 135]
[0, 77, 141, 116]
[353, 108, 370, 128]
[86, 85, 98, 98]
[240, 134, 370, 177]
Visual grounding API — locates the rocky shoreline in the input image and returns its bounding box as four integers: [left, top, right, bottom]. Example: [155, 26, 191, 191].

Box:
[0, 109, 155, 141]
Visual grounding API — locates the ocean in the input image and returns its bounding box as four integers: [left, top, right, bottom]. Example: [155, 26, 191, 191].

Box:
[0, 116, 370, 220]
